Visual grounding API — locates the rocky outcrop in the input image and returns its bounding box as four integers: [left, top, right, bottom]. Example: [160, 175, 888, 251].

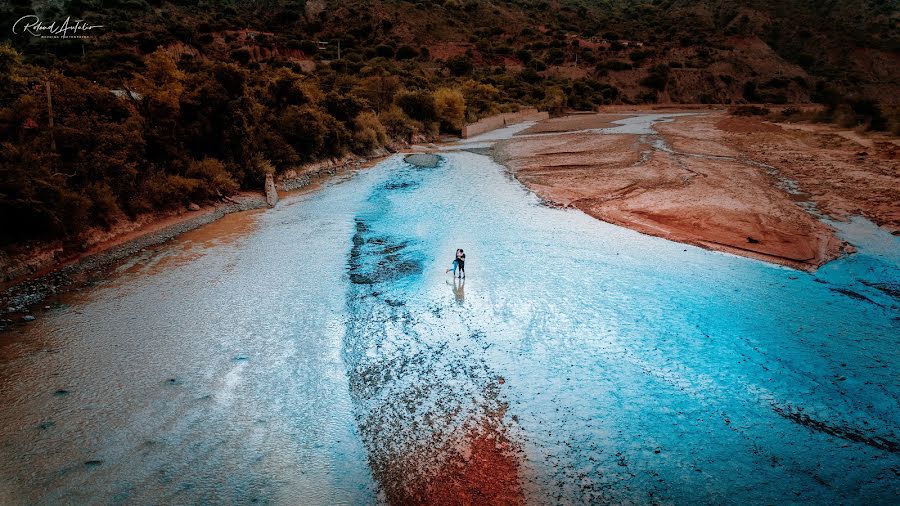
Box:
[264, 173, 279, 207]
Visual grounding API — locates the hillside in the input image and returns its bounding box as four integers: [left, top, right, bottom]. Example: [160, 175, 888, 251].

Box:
[1, 0, 898, 254]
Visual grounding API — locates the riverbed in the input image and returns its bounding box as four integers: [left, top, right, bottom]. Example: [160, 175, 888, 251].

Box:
[1, 133, 898, 503]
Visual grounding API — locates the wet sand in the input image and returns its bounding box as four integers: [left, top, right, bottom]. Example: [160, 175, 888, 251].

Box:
[494, 111, 900, 270]
[713, 117, 900, 233]
[516, 113, 629, 135]
[2, 152, 898, 503]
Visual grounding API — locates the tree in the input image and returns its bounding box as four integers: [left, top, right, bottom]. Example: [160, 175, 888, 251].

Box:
[433, 88, 465, 132]
[395, 90, 437, 123]
[461, 80, 500, 120]
[445, 55, 474, 76]
[542, 86, 566, 116]
[353, 76, 401, 112]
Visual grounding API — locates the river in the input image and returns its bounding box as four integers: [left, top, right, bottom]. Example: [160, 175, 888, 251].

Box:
[1, 120, 898, 504]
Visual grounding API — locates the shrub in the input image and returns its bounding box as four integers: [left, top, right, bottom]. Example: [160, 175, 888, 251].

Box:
[599, 60, 632, 71]
[144, 173, 201, 209]
[445, 55, 474, 76]
[395, 90, 437, 122]
[396, 46, 419, 60]
[186, 158, 239, 198]
[380, 106, 419, 142]
[640, 64, 670, 91]
[542, 87, 566, 116]
[351, 112, 388, 153]
[433, 88, 466, 132]
[374, 45, 395, 59]
[230, 48, 252, 65]
[279, 105, 350, 161]
[324, 92, 367, 122]
[629, 50, 652, 65]
[353, 76, 401, 112]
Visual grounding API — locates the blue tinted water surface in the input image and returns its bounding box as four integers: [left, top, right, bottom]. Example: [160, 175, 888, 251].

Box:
[345, 151, 899, 504]
[0, 146, 897, 504]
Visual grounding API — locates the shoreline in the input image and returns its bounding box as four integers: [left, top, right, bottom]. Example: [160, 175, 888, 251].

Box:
[0, 153, 390, 323]
[491, 111, 896, 271]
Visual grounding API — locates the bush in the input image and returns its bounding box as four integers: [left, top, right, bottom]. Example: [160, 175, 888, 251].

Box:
[445, 55, 474, 76]
[279, 105, 350, 161]
[144, 173, 201, 209]
[351, 112, 388, 153]
[396, 46, 419, 60]
[599, 60, 632, 71]
[640, 64, 670, 91]
[395, 90, 437, 122]
[380, 107, 419, 141]
[542, 87, 566, 116]
[433, 88, 466, 133]
[186, 158, 239, 198]
[629, 50, 652, 65]
[374, 45, 395, 59]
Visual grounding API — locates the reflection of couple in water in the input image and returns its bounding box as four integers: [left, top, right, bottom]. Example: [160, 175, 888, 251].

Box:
[446, 248, 465, 303]
[445, 248, 465, 279]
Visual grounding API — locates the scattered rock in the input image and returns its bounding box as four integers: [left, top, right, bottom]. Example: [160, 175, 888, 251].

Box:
[187, 202, 201, 211]
[746, 236, 760, 244]
[22, 314, 35, 321]
[403, 153, 441, 168]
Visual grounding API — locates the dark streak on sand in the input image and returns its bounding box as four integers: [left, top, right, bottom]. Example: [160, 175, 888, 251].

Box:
[772, 404, 899, 453]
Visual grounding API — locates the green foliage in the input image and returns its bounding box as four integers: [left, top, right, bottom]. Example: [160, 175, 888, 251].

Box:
[395, 90, 437, 123]
[1, 0, 896, 249]
[186, 158, 239, 198]
[433, 88, 466, 133]
[380, 107, 419, 142]
[351, 112, 389, 153]
[445, 55, 474, 76]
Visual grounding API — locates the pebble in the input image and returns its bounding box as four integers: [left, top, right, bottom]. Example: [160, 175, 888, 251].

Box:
[23, 315, 35, 322]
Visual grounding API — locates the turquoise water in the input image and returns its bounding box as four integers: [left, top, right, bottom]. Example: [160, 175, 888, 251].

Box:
[343, 152, 899, 503]
[0, 149, 897, 504]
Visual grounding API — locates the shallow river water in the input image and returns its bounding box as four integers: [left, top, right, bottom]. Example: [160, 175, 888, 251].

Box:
[1, 120, 899, 504]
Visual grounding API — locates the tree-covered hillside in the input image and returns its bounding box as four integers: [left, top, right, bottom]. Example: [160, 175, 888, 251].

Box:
[1, 0, 897, 249]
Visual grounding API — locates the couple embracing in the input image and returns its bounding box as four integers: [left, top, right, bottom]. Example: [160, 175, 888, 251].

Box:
[445, 248, 465, 279]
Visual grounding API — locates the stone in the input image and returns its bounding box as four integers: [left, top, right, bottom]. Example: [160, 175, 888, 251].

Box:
[403, 153, 441, 168]
[264, 173, 279, 207]
[23, 315, 35, 321]
[188, 203, 201, 211]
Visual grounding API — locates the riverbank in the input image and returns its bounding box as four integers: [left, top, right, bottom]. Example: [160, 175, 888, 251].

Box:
[494, 110, 898, 270]
[0, 153, 388, 323]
